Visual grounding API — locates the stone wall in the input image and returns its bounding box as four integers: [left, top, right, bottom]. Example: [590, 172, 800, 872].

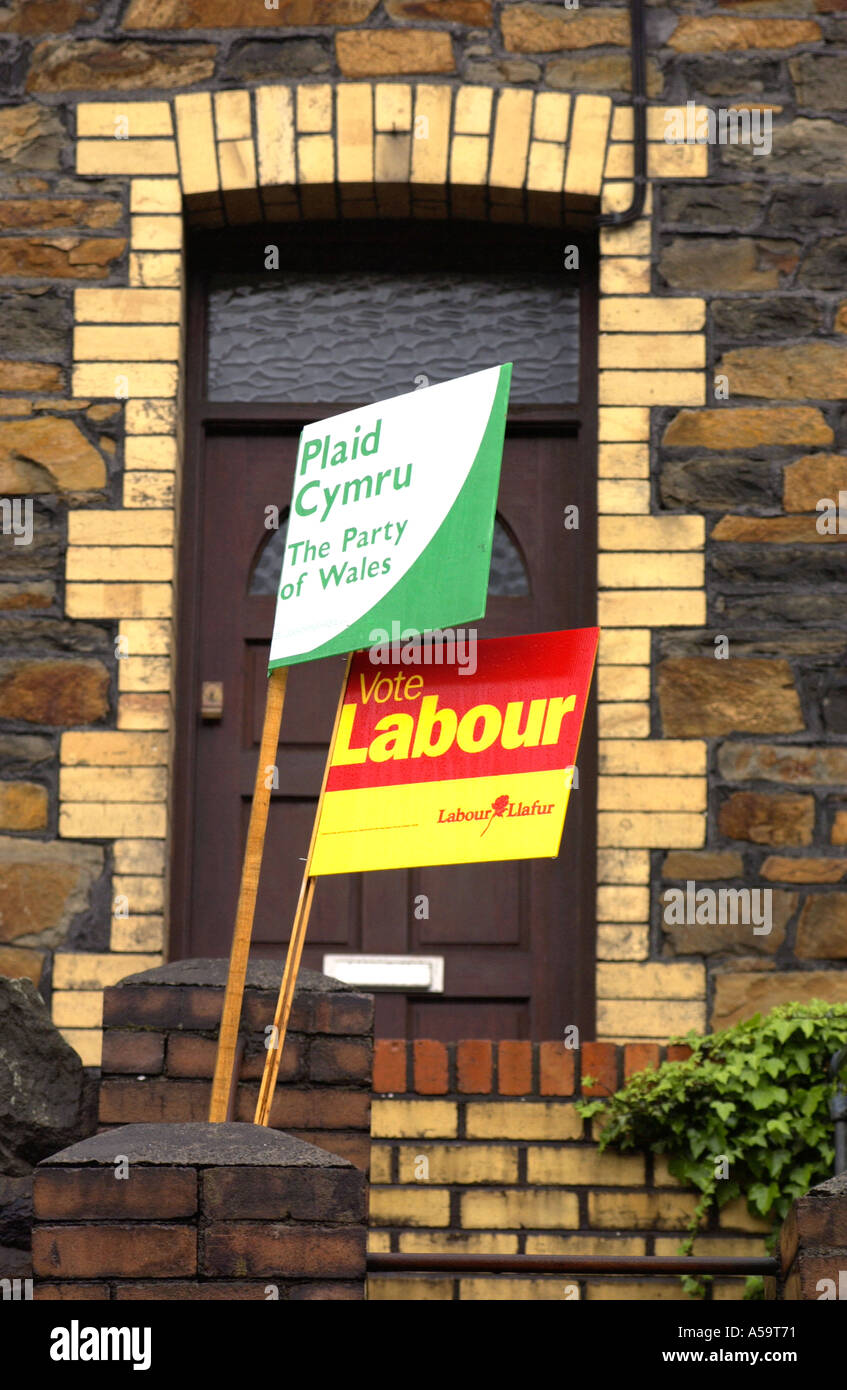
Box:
[779, 1169, 847, 1300]
[0, 0, 844, 1063]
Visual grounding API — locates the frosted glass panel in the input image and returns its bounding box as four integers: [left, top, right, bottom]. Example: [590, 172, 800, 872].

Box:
[207, 271, 578, 404]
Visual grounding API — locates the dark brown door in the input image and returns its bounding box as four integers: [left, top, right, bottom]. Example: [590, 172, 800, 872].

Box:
[177, 420, 596, 1039]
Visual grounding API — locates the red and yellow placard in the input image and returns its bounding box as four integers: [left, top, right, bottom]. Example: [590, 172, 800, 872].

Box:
[310, 627, 599, 875]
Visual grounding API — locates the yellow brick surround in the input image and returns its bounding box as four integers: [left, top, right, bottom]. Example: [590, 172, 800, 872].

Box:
[58, 82, 711, 1065]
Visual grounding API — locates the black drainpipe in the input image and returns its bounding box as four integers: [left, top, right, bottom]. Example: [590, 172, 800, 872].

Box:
[594, 0, 647, 227]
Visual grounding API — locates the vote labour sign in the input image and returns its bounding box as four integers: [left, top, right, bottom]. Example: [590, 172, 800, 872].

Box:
[267, 364, 512, 671]
[309, 628, 599, 876]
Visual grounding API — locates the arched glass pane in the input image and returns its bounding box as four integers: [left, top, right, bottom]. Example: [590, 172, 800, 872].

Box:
[208, 271, 578, 405]
[487, 517, 530, 597]
[249, 513, 288, 595]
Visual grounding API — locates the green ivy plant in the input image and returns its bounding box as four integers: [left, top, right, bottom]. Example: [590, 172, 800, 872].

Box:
[576, 1001, 847, 1298]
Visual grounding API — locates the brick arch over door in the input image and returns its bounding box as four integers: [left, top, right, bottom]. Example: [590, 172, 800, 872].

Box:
[61, 80, 713, 1059]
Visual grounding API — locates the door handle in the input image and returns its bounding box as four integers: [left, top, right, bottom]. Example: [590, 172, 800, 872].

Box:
[200, 680, 224, 720]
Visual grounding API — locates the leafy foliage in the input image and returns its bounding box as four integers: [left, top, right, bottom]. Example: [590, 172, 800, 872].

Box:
[576, 1001, 847, 1298]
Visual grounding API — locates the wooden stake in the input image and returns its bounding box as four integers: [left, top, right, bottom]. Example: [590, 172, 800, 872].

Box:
[254, 653, 353, 1128]
[209, 664, 288, 1123]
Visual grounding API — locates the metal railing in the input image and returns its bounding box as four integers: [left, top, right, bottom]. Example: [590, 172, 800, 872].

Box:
[368, 1253, 778, 1277]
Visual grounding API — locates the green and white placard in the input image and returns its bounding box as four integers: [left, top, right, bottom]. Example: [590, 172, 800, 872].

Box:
[268, 363, 513, 671]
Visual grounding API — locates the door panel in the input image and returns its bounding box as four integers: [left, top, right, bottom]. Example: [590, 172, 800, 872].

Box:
[182, 421, 595, 1038]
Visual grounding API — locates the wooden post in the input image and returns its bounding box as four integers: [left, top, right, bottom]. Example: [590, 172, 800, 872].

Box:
[254, 653, 353, 1128]
[209, 664, 288, 1122]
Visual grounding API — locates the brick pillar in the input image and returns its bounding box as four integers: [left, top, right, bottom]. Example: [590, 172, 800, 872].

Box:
[32, 1122, 367, 1301]
[779, 1171, 847, 1300]
[99, 961, 373, 1169]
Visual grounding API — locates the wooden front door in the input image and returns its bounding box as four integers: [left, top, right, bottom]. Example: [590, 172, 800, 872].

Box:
[172, 222, 598, 1040]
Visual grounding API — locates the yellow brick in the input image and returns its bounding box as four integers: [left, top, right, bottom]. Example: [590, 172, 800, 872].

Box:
[298, 134, 334, 184]
[65, 584, 172, 619]
[597, 703, 649, 738]
[124, 472, 174, 508]
[129, 252, 182, 288]
[367, 1230, 391, 1252]
[111, 916, 165, 952]
[131, 215, 183, 251]
[66, 547, 173, 582]
[601, 177, 653, 215]
[125, 400, 177, 434]
[370, 1186, 450, 1227]
[598, 811, 705, 848]
[213, 89, 251, 142]
[256, 86, 295, 187]
[452, 86, 491, 136]
[527, 1147, 645, 1186]
[462, 1189, 579, 1229]
[118, 656, 171, 692]
[461, 1277, 577, 1301]
[653, 1155, 685, 1188]
[74, 326, 180, 362]
[589, 1189, 701, 1231]
[114, 875, 164, 912]
[74, 288, 180, 324]
[711, 1281, 748, 1301]
[411, 85, 452, 186]
[118, 620, 172, 656]
[59, 803, 166, 839]
[118, 694, 171, 730]
[599, 219, 651, 257]
[77, 141, 177, 176]
[398, 1231, 518, 1255]
[527, 1233, 646, 1256]
[466, 1102, 582, 1141]
[72, 363, 177, 398]
[598, 589, 707, 626]
[649, 142, 708, 178]
[586, 1280, 692, 1301]
[596, 665, 650, 700]
[533, 92, 569, 143]
[598, 406, 650, 441]
[68, 511, 174, 546]
[599, 739, 706, 775]
[125, 436, 178, 470]
[600, 258, 650, 295]
[597, 999, 706, 1037]
[597, 480, 650, 513]
[610, 105, 634, 141]
[371, 1100, 457, 1138]
[601, 553, 704, 589]
[60, 766, 167, 803]
[369, 1147, 392, 1184]
[337, 83, 373, 186]
[654, 1235, 766, 1257]
[61, 731, 167, 766]
[598, 776, 705, 812]
[375, 83, 412, 131]
[611, 107, 710, 142]
[598, 848, 650, 883]
[113, 839, 166, 874]
[52, 990, 103, 1028]
[397, 1145, 518, 1184]
[131, 179, 181, 214]
[174, 92, 218, 195]
[597, 924, 649, 960]
[600, 516, 705, 550]
[52, 952, 161, 989]
[565, 93, 611, 200]
[59, 1029, 102, 1068]
[596, 885, 649, 921]
[297, 84, 332, 133]
[367, 1276, 453, 1301]
[600, 297, 706, 333]
[527, 140, 565, 193]
[77, 102, 173, 137]
[600, 370, 705, 406]
[450, 134, 488, 186]
[375, 132, 410, 185]
[717, 1198, 772, 1233]
[598, 442, 649, 478]
[599, 334, 705, 369]
[598, 629, 650, 665]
